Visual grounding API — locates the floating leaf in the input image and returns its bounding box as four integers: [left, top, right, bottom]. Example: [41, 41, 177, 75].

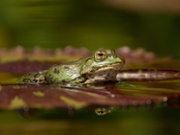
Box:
[0, 81, 179, 110]
[0, 47, 179, 110]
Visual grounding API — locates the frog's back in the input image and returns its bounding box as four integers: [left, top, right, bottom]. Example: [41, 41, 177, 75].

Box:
[18, 71, 46, 84]
[18, 58, 86, 85]
[44, 64, 81, 84]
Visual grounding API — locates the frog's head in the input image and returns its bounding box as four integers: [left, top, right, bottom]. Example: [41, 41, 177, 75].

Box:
[82, 49, 125, 75]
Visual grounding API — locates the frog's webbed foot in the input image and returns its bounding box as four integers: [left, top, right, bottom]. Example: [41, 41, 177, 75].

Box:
[17, 71, 47, 85]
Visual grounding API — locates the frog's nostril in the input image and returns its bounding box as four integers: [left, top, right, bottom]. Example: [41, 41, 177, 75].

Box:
[109, 55, 114, 59]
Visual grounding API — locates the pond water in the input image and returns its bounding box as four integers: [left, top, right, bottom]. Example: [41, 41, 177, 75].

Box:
[0, 106, 180, 135]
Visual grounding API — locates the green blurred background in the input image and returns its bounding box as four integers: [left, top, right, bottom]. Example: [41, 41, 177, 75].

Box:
[0, 0, 179, 56]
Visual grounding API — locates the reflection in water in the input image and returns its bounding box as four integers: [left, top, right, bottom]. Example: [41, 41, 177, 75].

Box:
[95, 107, 116, 116]
[1, 108, 180, 135]
[18, 95, 180, 118]
[18, 106, 35, 118]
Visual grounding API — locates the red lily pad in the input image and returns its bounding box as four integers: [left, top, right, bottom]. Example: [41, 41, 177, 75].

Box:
[0, 84, 168, 110]
[0, 46, 179, 110]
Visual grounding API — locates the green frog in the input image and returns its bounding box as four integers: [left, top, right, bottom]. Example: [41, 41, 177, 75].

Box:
[18, 49, 125, 86]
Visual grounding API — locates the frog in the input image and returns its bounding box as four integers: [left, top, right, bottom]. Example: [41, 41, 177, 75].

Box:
[18, 49, 125, 86]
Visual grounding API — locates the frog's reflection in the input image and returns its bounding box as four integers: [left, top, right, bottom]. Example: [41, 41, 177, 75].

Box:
[95, 107, 116, 116]
[17, 96, 180, 118]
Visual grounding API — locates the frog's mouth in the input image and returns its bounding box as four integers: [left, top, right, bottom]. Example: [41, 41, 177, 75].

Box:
[84, 62, 124, 83]
[96, 62, 124, 71]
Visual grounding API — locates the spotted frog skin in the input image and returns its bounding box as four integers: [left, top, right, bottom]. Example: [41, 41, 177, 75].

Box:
[18, 49, 125, 86]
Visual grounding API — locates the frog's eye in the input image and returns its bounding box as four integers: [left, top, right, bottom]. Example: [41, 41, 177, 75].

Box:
[95, 50, 107, 61]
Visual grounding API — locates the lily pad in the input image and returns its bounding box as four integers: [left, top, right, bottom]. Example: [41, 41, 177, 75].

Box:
[0, 84, 168, 110]
[0, 46, 179, 111]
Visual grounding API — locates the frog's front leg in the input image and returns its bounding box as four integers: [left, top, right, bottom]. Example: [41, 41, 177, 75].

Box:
[18, 71, 47, 85]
